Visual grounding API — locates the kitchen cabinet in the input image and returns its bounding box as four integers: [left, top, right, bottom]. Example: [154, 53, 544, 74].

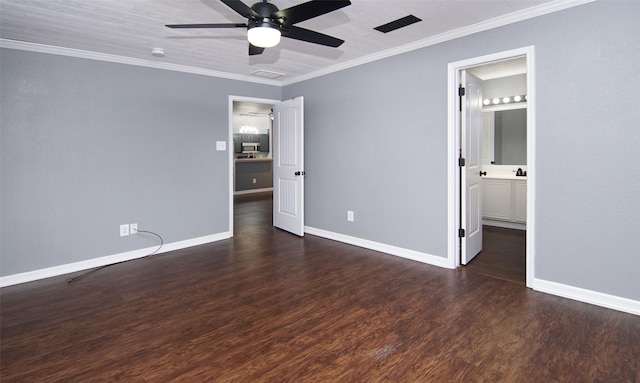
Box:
[233, 133, 270, 153]
[482, 178, 527, 228]
[259, 133, 269, 153]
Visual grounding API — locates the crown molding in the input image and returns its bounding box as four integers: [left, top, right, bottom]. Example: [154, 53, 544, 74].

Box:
[0, 39, 281, 86]
[0, 0, 594, 87]
[281, 0, 595, 85]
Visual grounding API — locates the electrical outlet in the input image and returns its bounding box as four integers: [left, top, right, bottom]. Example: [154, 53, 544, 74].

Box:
[120, 224, 130, 237]
[130, 223, 138, 234]
[347, 210, 354, 222]
[253, 178, 257, 184]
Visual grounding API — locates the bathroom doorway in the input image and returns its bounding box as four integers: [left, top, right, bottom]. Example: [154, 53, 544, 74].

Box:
[447, 46, 535, 287]
[466, 58, 528, 284]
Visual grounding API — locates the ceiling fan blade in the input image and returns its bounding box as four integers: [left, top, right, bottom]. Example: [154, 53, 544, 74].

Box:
[221, 0, 259, 19]
[274, 1, 351, 25]
[249, 43, 265, 56]
[282, 26, 344, 47]
[166, 23, 247, 29]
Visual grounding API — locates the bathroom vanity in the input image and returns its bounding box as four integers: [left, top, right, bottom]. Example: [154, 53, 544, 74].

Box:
[481, 104, 527, 230]
[482, 170, 527, 230]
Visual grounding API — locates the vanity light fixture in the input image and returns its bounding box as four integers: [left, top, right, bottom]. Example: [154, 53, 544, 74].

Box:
[483, 95, 527, 107]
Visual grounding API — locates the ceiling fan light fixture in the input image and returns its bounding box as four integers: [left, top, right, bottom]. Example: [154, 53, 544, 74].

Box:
[247, 22, 281, 48]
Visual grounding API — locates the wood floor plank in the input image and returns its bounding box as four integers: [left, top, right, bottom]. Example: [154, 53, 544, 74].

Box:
[1, 192, 639, 382]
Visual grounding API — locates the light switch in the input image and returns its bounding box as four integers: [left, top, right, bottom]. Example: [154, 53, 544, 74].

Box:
[216, 141, 226, 151]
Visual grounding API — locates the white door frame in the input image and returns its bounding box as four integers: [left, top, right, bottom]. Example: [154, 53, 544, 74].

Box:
[446, 46, 536, 287]
[228, 95, 280, 236]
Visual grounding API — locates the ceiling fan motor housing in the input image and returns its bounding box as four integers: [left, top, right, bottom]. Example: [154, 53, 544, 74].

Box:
[248, 1, 282, 33]
[251, 2, 280, 20]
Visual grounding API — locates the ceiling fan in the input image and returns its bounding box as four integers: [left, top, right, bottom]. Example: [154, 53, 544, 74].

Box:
[166, 0, 351, 56]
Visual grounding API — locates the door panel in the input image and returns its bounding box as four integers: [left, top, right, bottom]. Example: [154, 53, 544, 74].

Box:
[273, 97, 304, 236]
[461, 71, 483, 264]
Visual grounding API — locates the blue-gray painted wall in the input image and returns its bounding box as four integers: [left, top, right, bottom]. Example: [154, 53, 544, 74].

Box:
[2, 1, 639, 302]
[282, 1, 640, 301]
[0, 50, 280, 276]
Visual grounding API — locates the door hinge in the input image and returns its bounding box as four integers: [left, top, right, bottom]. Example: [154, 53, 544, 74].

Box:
[458, 158, 466, 167]
[458, 228, 466, 238]
[458, 86, 465, 96]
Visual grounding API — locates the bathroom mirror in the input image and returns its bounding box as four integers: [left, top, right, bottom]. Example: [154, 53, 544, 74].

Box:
[482, 108, 527, 165]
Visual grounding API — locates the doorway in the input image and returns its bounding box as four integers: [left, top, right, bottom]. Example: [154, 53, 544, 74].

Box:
[228, 96, 279, 237]
[447, 46, 536, 287]
[228, 95, 306, 237]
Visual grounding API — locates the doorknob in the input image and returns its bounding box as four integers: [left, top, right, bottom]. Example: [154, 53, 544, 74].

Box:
[480, 171, 487, 176]
[294, 171, 305, 176]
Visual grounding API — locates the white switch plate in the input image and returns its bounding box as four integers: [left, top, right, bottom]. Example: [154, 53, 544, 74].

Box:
[216, 141, 226, 151]
[120, 224, 130, 236]
[347, 210, 354, 222]
[253, 178, 257, 184]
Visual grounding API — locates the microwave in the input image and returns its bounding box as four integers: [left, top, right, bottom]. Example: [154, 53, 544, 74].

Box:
[242, 142, 260, 153]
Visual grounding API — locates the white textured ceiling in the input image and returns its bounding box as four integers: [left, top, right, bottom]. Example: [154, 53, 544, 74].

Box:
[1, 0, 579, 84]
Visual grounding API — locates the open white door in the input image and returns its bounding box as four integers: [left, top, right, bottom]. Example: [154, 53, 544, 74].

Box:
[273, 97, 304, 236]
[461, 71, 483, 264]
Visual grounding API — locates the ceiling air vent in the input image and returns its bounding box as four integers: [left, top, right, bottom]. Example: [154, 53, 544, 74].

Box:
[251, 70, 285, 79]
[374, 15, 422, 33]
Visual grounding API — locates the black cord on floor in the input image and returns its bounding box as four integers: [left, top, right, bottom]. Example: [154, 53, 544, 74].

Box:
[66, 228, 164, 284]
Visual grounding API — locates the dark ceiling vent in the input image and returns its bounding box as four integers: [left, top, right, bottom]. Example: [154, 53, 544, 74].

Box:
[374, 15, 422, 33]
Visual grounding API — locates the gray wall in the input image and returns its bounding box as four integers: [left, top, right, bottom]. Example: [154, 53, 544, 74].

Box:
[284, 1, 640, 301]
[0, 50, 280, 276]
[235, 161, 273, 191]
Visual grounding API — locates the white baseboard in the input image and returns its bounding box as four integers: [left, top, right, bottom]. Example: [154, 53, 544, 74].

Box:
[304, 226, 453, 269]
[304, 227, 639, 316]
[0, 232, 231, 288]
[483, 219, 526, 230]
[532, 278, 640, 316]
[234, 187, 273, 195]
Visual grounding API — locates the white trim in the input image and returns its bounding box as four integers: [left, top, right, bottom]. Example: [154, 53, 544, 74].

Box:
[0, 232, 231, 288]
[482, 220, 526, 230]
[1, 1, 593, 87]
[234, 187, 273, 195]
[228, 96, 280, 238]
[281, 0, 593, 85]
[525, 52, 536, 287]
[447, 46, 536, 284]
[0, 39, 280, 86]
[305, 226, 454, 269]
[532, 278, 640, 316]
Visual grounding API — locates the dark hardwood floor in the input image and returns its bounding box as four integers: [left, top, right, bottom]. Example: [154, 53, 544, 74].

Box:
[2, 192, 639, 382]
[464, 225, 527, 285]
